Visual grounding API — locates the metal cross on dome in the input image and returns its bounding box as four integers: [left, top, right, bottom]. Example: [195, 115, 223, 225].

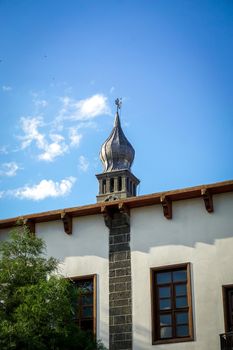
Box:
[115, 98, 122, 112]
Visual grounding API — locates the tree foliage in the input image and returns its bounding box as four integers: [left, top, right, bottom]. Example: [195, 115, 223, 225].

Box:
[0, 225, 107, 350]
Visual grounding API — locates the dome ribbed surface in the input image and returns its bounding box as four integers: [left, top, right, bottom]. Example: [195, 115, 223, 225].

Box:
[100, 112, 135, 172]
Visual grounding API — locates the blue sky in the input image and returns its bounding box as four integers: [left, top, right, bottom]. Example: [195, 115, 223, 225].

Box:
[0, 0, 232, 219]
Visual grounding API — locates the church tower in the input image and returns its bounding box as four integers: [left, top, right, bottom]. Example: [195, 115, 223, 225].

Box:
[96, 99, 140, 202]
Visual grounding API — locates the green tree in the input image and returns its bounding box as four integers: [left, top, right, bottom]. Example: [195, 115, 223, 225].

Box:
[0, 225, 107, 350]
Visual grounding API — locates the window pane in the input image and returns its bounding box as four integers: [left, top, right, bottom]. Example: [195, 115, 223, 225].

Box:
[152, 265, 192, 343]
[159, 286, 171, 298]
[176, 312, 188, 324]
[160, 298, 171, 310]
[157, 272, 172, 284]
[160, 326, 172, 338]
[82, 295, 93, 305]
[173, 270, 187, 282]
[176, 325, 189, 337]
[77, 280, 93, 292]
[82, 306, 93, 318]
[175, 284, 187, 296]
[176, 296, 187, 308]
[160, 314, 172, 326]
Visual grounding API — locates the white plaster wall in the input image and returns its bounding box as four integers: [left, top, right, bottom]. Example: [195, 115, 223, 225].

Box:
[35, 214, 109, 347]
[131, 192, 233, 350]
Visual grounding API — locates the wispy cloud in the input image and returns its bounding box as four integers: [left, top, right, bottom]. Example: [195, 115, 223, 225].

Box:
[58, 94, 110, 123]
[31, 92, 48, 108]
[2, 85, 12, 92]
[12, 177, 76, 200]
[19, 116, 68, 162]
[35, 99, 48, 108]
[69, 127, 82, 147]
[38, 134, 69, 162]
[78, 155, 89, 172]
[18, 93, 110, 162]
[20, 116, 45, 149]
[0, 162, 20, 177]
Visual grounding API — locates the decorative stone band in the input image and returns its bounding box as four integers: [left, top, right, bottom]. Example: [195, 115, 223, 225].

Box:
[104, 208, 132, 350]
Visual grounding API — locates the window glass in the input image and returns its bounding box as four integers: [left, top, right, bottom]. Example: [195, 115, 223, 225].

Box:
[176, 325, 189, 337]
[83, 306, 93, 318]
[160, 314, 172, 326]
[159, 298, 171, 310]
[159, 286, 171, 298]
[176, 312, 188, 324]
[152, 264, 192, 343]
[175, 284, 187, 296]
[73, 276, 95, 334]
[157, 272, 172, 284]
[82, 295, 93, 305]
[176, 296, 187, 308]
[160, 327, 172, 338]
[173, 270, 187, 282]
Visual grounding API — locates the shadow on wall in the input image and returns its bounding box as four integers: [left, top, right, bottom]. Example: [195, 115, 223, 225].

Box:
[130, 193, 233, 252]
[36, 214, 109, 261]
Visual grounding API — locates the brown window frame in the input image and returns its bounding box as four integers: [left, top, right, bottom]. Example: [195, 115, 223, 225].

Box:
[151, 263, 194, 345]
[222, 284, 233, 332]
[71, 274, 97, 336]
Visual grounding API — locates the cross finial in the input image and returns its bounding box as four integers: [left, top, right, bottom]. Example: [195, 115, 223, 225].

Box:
[115, 98, 122, 112]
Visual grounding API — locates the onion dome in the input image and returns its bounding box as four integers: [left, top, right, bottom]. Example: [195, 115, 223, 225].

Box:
[100, 110, 135, 172]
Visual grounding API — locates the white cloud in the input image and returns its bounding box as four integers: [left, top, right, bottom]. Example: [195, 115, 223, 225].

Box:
[2, 85, 12, 91]
[18, 93, 110, 162]
[78, 155, 89, 172]
[20, 116, 45, 149]
[76, 94, 110, 120]
[19, 117, 68, 162]
[38, 142, 68, 161]
[58, 94, 110, 122]
[69, 128, 82, 147]
[0, 162, 20, 177]
[13, 177, 76, 201]
[31, 92, 48, 108]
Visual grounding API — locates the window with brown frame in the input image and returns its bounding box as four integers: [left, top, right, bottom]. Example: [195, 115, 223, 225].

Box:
[151, 263, 193, 344]
[72, 275, 96, 335]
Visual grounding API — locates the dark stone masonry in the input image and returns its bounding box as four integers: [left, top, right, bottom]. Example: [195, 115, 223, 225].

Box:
[108, 210, 132, 350]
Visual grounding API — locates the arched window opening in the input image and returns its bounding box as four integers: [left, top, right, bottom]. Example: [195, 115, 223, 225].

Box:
[133, 183, 136, 196]
[130, 181, 133, 194]
[102, 179, 106, 194]
[118, 177, 122, 191]
[126, 178, 129, 192]
[110, 178, 114, 193]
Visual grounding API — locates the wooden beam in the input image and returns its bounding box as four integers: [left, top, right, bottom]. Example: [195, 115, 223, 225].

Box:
[61, 212, 72, 235]
[160, 195, 172, 219]
[1, 180, 232, 230]
[201, 188, 214, 213]
[23, 218, 35, 235]
[101, 206, 112, 229]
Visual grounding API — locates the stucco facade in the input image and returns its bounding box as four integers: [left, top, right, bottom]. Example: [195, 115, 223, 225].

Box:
[131, 192, 233, 350]
[0, 183, 233, 350]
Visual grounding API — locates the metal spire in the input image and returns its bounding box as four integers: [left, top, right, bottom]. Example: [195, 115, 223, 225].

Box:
[115, 98, 122, 113]
[99, 98, 135, 172]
